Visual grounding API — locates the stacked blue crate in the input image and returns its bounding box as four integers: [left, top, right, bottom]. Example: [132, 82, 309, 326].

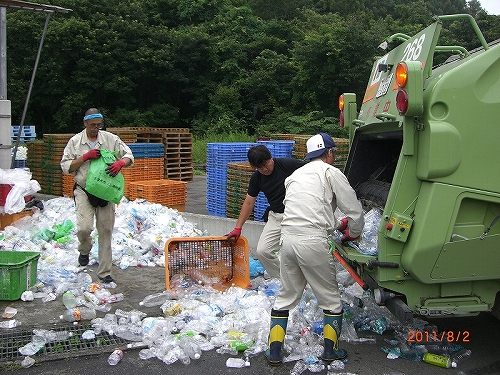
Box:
[11, 125, 36, 142]
[254, 191, 269, 222]
[12, 160, 28, 168]
[256, 140, 295, 158]
[206, 142, 253, 217]
[127, 143, 164, 158]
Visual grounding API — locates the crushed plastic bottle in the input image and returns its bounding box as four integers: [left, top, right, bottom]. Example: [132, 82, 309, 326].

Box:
[300, 326, 316, 346]
[0, 319, 20, 329]
[178, 334, 202, 360]
[307, 362, 325, 372]
[18, 340, 45, 356]
[225, 357, 250, 368]
[32, 329, 72, 343]
[139, 290, 177, 307]
[290, 360, 308, 375]
[107, 349, 123, 365]
[176, 346, 191, 365]
[20, 290, 34, 301]
[327, 359, 346, 370]
[42, 292, 57, 303]
[82, 330, 96, 340]
[100, 293, 124, 304]
[83, 291, 100, 305]
[139, 347, 157, 360]
[161, 301, 182, 316]
[60, 307, 97, 322]
[101, 281, 117, 289]
[368, 317, 387, 334]
[21, 356, 36, 368]
[451, 349, 471, 367]
[28, 281, 45, 292]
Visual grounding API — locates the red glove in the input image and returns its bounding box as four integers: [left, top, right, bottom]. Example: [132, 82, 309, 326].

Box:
[341, 228, 360, 243]
[226, 227, 242, 242]
[337, 217, 349, 232]
[105, 159, 126, 177]
[82, 149, 101, 162]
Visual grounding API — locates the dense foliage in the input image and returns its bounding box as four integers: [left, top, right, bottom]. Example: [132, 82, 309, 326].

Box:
[5, 0, 500, 137]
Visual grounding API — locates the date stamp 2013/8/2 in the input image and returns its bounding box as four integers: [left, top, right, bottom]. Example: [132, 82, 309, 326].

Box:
[407, 330, 470, 343]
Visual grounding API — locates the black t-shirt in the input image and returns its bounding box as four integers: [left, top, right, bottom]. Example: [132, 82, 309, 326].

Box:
[247, 158, 306, 213]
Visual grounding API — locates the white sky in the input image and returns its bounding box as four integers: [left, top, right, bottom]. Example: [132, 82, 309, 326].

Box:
[479, 0, 500, 15]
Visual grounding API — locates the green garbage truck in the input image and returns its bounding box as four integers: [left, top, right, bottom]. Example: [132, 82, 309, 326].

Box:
[337, 14, 500, 323]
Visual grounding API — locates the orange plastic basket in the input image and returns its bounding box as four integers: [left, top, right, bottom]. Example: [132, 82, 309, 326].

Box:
[164, 236, 250, 290]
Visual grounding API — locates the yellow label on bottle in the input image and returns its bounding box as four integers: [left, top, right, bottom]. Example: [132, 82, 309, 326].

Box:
[422, 353, 452, 368]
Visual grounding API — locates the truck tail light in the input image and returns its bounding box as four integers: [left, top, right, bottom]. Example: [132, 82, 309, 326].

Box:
[396, 89, 409, 115]
[339, 95, 345, 127]
[394, 61, 423, 116]
[395, 62, 409, 88]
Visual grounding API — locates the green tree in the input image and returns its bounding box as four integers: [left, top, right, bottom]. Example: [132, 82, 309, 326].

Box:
[4, 0, 499, 138]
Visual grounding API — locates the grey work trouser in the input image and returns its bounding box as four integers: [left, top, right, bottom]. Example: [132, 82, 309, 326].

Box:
[255, 211, 282, 279]
[273, 231, 342, 314]
[74, 187, 115, 279]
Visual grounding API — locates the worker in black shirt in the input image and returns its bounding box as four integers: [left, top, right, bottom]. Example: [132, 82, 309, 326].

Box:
[227, 145, 306, 278]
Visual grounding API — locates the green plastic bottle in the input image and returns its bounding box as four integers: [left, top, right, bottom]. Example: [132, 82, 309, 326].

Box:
[422, 352, 456, 368]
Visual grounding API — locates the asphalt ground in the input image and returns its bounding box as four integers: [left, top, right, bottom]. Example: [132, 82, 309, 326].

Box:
[1, 175, 499, 374]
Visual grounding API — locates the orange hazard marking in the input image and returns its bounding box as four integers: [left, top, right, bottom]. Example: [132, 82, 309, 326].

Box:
[363, 83, 378, 103]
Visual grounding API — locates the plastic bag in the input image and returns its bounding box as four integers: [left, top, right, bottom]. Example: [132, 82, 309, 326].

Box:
[1, 168, 40, 214]
[85, 149, 124, 204]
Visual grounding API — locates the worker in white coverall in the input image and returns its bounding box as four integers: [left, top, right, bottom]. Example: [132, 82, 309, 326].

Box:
[60, 107, 134, 284]
[265, 132, 364, 366]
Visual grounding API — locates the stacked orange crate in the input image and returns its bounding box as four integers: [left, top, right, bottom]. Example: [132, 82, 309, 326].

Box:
[62, 174, 75, 197]
[128, 179, 187, 210]
[122, 157, 164, 199]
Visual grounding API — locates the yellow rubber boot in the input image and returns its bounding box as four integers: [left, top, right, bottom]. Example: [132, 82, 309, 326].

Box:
[264, 309, 288, 366]
[321, 310, 347, 362]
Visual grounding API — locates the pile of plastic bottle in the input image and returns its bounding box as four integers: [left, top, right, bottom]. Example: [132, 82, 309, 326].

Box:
[0, 197, 473, 371]
[0, 197, 206, 287]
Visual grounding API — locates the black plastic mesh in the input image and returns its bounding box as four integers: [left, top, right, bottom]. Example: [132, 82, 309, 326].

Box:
[0, 322, 130, 366]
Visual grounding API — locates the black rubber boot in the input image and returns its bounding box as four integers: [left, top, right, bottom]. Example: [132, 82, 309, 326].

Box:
[264, 309, 289, 366]
[321, 309, 347, 362]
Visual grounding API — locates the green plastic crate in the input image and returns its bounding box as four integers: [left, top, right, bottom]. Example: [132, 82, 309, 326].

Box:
[0, 251, 40, 300]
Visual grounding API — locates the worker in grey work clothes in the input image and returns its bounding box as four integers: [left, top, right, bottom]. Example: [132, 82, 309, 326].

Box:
[226, 144, 306, 278]
[265, 133, 364, 366]
[60, 107, 134, 284]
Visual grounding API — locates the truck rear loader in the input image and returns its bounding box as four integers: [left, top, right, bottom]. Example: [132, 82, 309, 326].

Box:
[337, 14, 500, 323]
